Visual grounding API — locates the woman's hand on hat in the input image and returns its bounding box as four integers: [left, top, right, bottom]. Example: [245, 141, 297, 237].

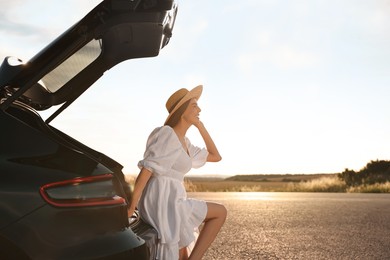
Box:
[195, 120, 222, 162]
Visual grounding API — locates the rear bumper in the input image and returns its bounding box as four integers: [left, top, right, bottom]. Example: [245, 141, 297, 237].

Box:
[57, 228, 150, 260]
[130, 215, 159, 260]
[2, 224, 149, 260]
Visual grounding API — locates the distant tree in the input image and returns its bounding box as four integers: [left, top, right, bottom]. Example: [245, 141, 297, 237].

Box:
[360, 160, 390, 184]
[338, 168, 359, 186]
[338, 160, 390, 186]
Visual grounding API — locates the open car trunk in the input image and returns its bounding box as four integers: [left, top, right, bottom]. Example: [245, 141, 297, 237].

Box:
[0, 0, 177, 120]
[0, 0, 177, 186]
[0, 0, 178, 209]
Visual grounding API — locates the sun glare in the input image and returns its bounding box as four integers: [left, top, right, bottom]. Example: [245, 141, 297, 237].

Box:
[232, 192, 276, 201]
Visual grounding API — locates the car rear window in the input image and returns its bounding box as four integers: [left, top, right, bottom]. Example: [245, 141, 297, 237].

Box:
[40, 39, 101, 93]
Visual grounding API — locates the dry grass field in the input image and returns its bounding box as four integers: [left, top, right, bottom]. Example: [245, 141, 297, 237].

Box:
[184, 174, 338, 192]
[185, 180, 287, 192]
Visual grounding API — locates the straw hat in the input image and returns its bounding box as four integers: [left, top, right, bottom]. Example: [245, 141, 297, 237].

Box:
[164, 85, 203, 125]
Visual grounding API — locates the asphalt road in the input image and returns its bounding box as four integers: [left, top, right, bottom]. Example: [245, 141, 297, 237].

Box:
[188, 192, 390, 260]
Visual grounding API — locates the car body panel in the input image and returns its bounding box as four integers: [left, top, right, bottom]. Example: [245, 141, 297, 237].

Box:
[0, 0, 177, 258]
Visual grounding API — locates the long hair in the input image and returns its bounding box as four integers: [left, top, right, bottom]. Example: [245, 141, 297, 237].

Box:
[164, 100, 191, 128]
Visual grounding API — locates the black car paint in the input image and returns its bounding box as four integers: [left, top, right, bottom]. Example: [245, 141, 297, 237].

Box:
[0, 0, 177, 259]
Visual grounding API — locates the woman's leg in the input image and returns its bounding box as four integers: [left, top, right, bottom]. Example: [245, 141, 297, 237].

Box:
[189, 202, 227, 260]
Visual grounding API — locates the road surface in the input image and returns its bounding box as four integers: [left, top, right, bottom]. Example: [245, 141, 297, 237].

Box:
[189, 192, 390, 260]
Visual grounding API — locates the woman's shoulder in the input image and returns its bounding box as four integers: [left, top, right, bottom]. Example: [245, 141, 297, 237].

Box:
[150, 125, 174, 137]
[145, 125, 180, 152]
[147, 125, 176, 143]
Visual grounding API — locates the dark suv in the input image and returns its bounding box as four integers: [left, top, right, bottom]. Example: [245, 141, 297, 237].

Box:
[0, 0, 177, 259]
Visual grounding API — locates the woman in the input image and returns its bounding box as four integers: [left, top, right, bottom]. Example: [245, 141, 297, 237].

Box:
[128, 85, 227, 260]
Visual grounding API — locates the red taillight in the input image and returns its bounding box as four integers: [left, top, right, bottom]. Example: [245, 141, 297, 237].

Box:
[40, 174, 126, 208]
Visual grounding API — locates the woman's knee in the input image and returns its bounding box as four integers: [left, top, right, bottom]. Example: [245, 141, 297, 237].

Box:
[206, 202, 227, 220]
[219, 204, 227, 220]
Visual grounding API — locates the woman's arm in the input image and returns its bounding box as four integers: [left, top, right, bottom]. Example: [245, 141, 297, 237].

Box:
[195, 121, 222, 162]
[127, 167, 152, 217]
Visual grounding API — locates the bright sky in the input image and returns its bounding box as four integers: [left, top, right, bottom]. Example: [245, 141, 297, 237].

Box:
[1, 0, 389, 176]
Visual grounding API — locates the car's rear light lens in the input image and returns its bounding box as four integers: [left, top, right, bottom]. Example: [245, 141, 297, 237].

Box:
[40, 174, 126, 208]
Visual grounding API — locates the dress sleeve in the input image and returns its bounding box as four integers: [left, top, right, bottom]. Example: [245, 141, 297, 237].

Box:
[186, 137, 209, 169]
[138, 126, 181, 176]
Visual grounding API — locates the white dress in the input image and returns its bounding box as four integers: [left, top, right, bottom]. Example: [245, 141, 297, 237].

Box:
[137, 125, 208, 260]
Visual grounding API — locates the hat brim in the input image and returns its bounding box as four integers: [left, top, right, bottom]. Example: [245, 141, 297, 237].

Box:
[164, 85, 203, 125]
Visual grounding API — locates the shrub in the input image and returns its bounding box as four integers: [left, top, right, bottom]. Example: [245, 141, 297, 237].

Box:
[338, 160, 390, 187]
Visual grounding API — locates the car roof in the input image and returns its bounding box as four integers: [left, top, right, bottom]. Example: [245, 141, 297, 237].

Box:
[0, 0, 177, 123]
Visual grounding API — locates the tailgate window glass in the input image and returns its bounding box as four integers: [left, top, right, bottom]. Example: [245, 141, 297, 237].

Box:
[40, 39, 101, 93]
